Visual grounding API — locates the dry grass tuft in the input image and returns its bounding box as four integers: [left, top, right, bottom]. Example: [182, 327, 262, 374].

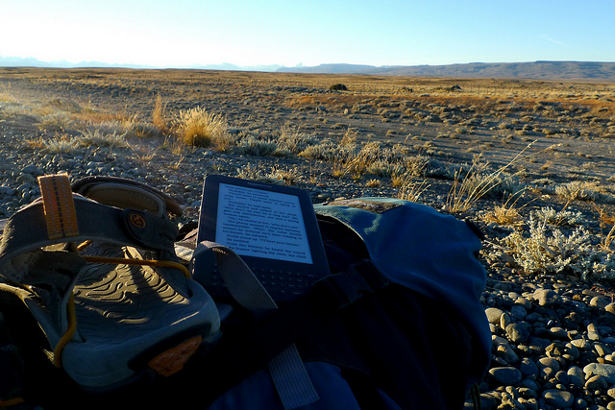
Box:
[483, 204, 524, 227]
[446, 143, 533, 213]
[397, 179, 429, 203]
[80, 129, 127, 148]
[152, 95, 168, 134]
[37, 135, 81, 154]
[173, 107, 233, 149]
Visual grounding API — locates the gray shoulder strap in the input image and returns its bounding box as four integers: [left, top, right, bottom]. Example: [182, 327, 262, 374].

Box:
[194, 241, 319, 409]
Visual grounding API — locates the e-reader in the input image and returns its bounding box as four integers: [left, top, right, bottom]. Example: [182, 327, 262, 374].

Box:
[193, 175, 330, 302]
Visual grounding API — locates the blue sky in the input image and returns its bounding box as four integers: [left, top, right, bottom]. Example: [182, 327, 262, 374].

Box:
[1, 0, 614, 67]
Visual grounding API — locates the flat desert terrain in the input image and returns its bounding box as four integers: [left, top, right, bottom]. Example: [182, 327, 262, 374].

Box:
[1, 68, 615, 409]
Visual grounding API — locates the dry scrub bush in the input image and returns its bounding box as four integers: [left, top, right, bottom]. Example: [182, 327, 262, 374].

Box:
[530, 207, 585, 227]
[499, 214, 615, 280]
[173, 107, 233, 150]
[0, 91, 17, 103]
[555, 181, 599, 202]
[80, 129, 127, 148]
[38, 112, 75, 131]
[236, 135, 279, 156]
[277, 127, 317, 155]
[39, 135, 81, 154]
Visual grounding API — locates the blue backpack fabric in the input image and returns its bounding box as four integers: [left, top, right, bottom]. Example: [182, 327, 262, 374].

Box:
[314, 197, 491, 377]
[198, 198, 490, 410]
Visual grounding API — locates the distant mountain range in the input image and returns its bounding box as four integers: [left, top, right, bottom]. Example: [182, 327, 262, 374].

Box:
[277, 61, 615, 81]
[1, 56, 614, 81]
[0, 56, 282, 72]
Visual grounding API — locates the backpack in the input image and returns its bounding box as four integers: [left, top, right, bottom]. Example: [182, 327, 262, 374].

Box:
[0, 177, 490, 409]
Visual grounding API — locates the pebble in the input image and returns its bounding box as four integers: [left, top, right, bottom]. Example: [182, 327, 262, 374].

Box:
[572, 338, 589, 349]
[586, 374, 609, 390]
[510, 305, 527, 320]
[506, 322, 531, 343]
[485, 307, 504, 324]
[500, 313, 512, 330]
[542, 389, 574, 408]
[519, 358, 538, 378]
[584, 363, 615, 384]
[538, 357, 561, 372]
[533, 289, 558, 306]
[489, 367, 522, 385]
[567, 366, 585, 387]
[21, 164, 43, 176]
[591, 296, 611, 309]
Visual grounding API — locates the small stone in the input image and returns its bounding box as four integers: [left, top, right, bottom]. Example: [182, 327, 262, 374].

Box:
[542, 389, 574, 408]
[596, 344, 607, 357]
[510, 305, 527, 320]
[584, 363, 615, 384]
[533, 288, 557, 306]
[489, 367, 522, 385]
[546, 342, 565, 357]
[539, 357, 561, 372]
[479, 392, 500, 410]
[21, 164, 43, 176]
[549, 326, 568, 339]
[520, 378, 539, 391]
[591, 296, 611, 308]
[609, 387, 615, 400]
[571, 338, 588, 349]
[506, 322, 531, 343]
[514, 296, 532, 309]
[567, 366, 585, 387]
[500, 312, 512, 330]
[518, 387, 537, 398]
[608, 401, 615, 410]
[586, 374, 608, 390]
[520, 358, 539, 378]
[606, 304, 615, 314]
[496, 343, 519, 364]
[575, 398, 587, 409]
[555, 370, 569, 384]
[485, 307, 504, 324]
[525, 312, 543, 322]
[16, 174, 36, 186]
[590, 331, 602, 341]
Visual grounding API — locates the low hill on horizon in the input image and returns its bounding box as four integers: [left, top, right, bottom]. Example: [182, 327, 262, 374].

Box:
[277, 61, 615, 81]
[2, 56, 614, 81]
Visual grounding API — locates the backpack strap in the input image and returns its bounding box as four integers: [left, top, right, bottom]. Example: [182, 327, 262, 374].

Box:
[193, 241, 319, 410]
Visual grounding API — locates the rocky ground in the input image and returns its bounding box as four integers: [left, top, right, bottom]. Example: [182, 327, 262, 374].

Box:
[1, 68, 615, 409]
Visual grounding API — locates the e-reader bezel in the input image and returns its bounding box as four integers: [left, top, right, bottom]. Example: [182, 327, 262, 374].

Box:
[197, 174, 330, 277]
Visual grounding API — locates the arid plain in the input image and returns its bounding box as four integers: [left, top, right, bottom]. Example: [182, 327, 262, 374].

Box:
[1, 68, 615, 408]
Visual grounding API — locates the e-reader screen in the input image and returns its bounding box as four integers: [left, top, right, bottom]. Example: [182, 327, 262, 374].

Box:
[194, 175, 330, 302]
[215, 183, 313, 264]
